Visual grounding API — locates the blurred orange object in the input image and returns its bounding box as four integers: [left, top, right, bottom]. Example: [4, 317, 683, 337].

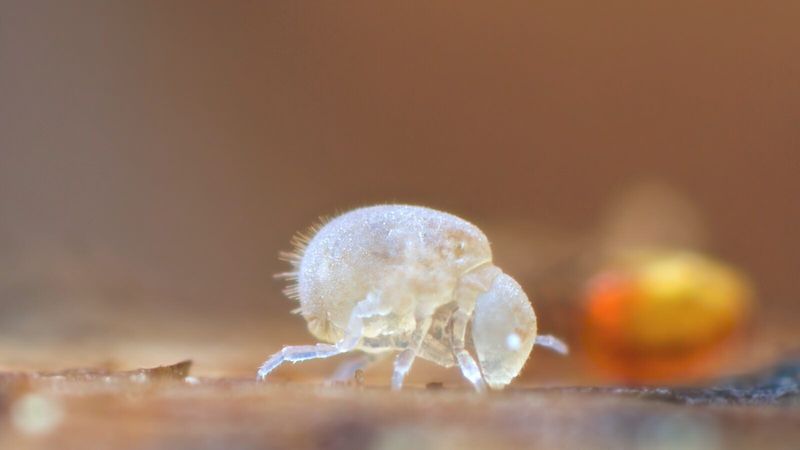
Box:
[583, 251, 753, 384]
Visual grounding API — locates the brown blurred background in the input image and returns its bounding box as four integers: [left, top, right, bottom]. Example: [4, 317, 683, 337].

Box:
[1, 1, 798, 381]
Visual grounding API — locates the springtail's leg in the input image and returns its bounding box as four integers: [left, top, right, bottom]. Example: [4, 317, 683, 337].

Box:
[327, 352, 385, 383]
[450, 309, 486, 393]
[391, 315, 433, 390]
[257, 301, 365, 381]
[257, 343, 342, 380]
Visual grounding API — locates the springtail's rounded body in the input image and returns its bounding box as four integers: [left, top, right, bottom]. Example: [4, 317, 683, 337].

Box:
[258, 205, 567, 391]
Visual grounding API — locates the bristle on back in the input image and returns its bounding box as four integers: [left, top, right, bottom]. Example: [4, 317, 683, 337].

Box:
[276, 216, 330, 302]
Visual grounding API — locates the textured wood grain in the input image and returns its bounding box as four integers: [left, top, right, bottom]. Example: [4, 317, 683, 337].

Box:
[1, 359, 798, 450]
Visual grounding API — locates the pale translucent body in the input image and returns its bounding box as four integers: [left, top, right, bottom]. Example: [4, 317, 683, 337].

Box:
[258, 205, 567, 391]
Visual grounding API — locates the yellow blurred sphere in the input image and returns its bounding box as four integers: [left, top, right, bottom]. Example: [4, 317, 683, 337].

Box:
[583, 251, 752, 383]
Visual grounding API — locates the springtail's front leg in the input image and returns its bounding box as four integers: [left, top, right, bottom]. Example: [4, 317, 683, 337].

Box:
[446, 263, 500, 392]
[451, 308, 486, 393]
[257, 308, 364, 381]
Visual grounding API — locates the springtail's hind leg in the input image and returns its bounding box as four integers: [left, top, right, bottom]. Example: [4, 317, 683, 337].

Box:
[535, 335, 569, 355]
[450, 308, 486, 393]
[391, 315, 432, 391]
[257, 343, 343, 380]
[257, 304, 365, 381]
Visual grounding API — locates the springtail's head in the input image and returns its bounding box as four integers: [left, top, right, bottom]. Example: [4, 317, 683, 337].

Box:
[471, 273, 539, 390]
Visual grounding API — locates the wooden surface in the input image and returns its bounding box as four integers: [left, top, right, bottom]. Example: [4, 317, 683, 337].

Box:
[1, 357, 798, 450]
